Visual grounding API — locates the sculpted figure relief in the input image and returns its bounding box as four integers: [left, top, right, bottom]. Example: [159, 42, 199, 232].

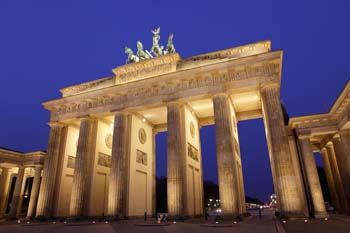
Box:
[136, 41, 153, 60]
[124, 27, 176, 63]
[165, 33, 176, 54]
[125, 47, 139, 64]
[150, 27, 164, 57]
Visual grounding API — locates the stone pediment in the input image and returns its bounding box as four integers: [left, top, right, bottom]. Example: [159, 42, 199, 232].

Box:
[112, 53, 180, 84]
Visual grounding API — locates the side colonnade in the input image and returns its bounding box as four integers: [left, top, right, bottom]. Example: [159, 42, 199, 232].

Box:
[0, 150, 44, 220]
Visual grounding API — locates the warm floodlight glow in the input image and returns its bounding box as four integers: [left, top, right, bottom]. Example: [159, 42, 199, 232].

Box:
[142, 118, 146, 122]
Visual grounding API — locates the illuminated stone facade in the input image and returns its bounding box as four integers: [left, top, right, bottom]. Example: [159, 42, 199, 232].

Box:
[289, 82, 350, 216]
[0, 149, 45, 219]
[2, 40, 349, 219]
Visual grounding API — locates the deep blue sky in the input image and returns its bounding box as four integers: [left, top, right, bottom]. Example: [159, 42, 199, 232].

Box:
[1, 1, 349, 202]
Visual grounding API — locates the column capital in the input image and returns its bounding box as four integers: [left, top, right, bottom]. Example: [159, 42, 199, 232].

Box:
[331, 136, 341, 143]
[320, 147, 328, 153]
[325, 141, 334, 148]
[260, 82, 280, 92]
[167, 100, 185, 107]
[297, 129, 312, 139]
[212, 93, 229, 99]
[77, 115, 98, 121]
[33, 164, 44, 169]
[47, 122, 65, 128]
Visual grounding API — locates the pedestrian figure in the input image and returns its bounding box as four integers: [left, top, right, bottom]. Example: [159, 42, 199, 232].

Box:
[205, 211, 209, 221]
[258, 207, 262, 220]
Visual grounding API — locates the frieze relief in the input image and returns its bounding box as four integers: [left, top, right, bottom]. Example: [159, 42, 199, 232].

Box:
[187, 143, 199, 162]
[136, 150, 148, 165]
[98, 152, 111, 168]
[67, 155, 76, 169]
[50, 62, 280, 121]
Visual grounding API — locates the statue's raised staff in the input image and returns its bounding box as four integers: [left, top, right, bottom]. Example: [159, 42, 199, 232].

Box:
[150, 27, 164, 56]
[125, 47, 140, 63]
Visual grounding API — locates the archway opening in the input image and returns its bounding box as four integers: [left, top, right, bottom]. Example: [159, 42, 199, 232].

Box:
[238, 118, 274, 212]
[314, 152, 331, 206]
[6, 176, 16, 214]
[155, 131, 167, 213]
[200, 125, 220, 212]
[20, 177, 33, 216]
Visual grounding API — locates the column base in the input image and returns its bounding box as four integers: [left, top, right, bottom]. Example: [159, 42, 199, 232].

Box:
[35, 215, 54, 221]
[277, 211, 307, 220]
[314, 212, 329, 219]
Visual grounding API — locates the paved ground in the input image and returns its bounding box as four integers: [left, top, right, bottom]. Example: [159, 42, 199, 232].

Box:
[283, 215, 350, 233]
[0, 210, 349, 233]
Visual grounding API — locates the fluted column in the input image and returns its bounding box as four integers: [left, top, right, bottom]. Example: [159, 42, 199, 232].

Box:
[334, 132, 350, 207]
[320, 148, 340, 210]
[298, 134, 327, 217]
[167, 102, 186, 216]
[213, 94, 240, 216]
[8, 167, 25, 218]
[108, 112, 130, 216]
[70, 117, 97, 217]
[326, 143, 349, 212]
[36, 124, 64, 217]
[0, 168, 10, 217]
[261, 84, 304, 217]
[26, 166, 42, 218]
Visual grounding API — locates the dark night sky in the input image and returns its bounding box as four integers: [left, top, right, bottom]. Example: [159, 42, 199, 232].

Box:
[1, 1, 349, 202]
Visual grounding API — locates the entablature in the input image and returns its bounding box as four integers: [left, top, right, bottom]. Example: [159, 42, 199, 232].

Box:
[44, 50, 282, 123]
[289, 81, 350, 147]
[0, 149, 45, 167]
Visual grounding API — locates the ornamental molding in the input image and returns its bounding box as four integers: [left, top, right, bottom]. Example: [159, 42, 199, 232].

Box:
[179, 40, 271, 69]
[60, 77, 114, 97]
[48, 60, 280, 121]
[113, 53, 180, 84]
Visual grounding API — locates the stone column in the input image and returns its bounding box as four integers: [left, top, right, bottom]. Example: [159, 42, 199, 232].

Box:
[69, 117, 97, 217]
[334, 132, 350, 207]
[108, 112, 130, 216]
[213, 94, 240, 216]
[326, 143, 349, 212]
[261, 84, 304, 217]
[320, 148, 340, 210]
[167, 102, 186, 217]
[36, 123, 64, 217]
[0, 168, 10, 217]
[8, 167, 25, 218]
[26, 166, 42, 219]
[298, 134, 327, 217]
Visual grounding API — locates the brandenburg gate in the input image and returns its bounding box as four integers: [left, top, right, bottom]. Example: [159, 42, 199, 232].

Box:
[2, 29, 349, 220]
[38, 33, 305, 219]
